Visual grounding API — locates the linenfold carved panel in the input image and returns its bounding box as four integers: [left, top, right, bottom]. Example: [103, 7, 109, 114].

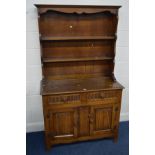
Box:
[87, 91, 120, 100]
[48, 94, 80, 104]
[94, 107, 112, 130]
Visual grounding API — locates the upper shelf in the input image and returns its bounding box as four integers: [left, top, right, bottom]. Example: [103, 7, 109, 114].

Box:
[40, 36, 116, 41]
[35, 5, 121, 15]
[42, 57, 113, 63]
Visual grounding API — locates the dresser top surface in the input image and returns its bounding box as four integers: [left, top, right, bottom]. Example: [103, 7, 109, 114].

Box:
[35, 4, 121, 9]
[41, 77, 124, 95]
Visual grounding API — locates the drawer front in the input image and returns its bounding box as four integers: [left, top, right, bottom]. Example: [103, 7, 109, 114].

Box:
[47, 94, 81, 105]
[45, 90, 121, 108]
[87, 90, 121, 103]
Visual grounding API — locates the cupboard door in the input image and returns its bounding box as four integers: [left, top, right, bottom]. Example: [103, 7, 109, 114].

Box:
[90, 104, 114, 136]
[78, 107, 90, 137]
[47, 108, 78, 140]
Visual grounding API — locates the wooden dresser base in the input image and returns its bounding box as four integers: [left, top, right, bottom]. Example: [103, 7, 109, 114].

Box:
[45, 130, 118, 150]
[42, 88, 122, 150]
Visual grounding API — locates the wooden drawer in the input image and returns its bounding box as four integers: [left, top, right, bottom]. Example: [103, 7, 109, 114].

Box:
[87, 90, 120, 103]
[45, 90, 121, 108]
[47, 94, 81, 105]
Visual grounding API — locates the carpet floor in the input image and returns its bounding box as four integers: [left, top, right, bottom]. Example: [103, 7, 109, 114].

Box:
[26, 121, 129, 155]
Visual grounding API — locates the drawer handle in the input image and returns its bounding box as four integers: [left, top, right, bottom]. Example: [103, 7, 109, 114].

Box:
[61, 97, 68, 102]
[69, 25, 73, 29]
[99, 93, 105, 99]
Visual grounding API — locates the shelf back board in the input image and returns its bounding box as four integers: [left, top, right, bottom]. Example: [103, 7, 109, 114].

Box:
[41, 40, 115, 60]
[35, 5, 120, 80]
[43, 60, 114, 80]
[38, 10, 118, 37]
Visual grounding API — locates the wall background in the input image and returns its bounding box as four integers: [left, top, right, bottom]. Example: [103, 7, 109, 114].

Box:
[26, 0, 129, 132]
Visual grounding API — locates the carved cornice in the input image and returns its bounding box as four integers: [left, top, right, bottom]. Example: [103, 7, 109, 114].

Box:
[38, 8, 118, 15]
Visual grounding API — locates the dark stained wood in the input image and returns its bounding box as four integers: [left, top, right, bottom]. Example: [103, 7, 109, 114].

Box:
[35, 4, 124, 150]
[47, 107, 78, 140]
[41, 40, 115, 61]
[35, 4, 121, 15]
[90, 104, 113, 135]
[42, 61, 114, 80]
[35, 4, 121, 8]
[43, 57, 113, 63]
[40, 36, 116, 41]
[39, 11, 117, 37]
[41, 77, 123, 95]
[78, 107, 90, 137]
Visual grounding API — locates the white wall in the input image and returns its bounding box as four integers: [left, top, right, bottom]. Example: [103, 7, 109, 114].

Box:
[26, 0, 129, 132]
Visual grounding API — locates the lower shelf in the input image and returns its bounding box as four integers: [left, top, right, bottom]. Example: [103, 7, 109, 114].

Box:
[40, 36, 116, 41]
[42, 57, 113, 63]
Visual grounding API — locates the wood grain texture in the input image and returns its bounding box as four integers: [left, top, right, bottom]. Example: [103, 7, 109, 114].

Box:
[42, 61, 114, 80]
[41, 77, 123, 95]
[78, 107, 90, 137]
[39, 11, 117, 37]
[35, 4, 121, 15]
[35, 4, 124, 150]
[42, 40, 115, 61]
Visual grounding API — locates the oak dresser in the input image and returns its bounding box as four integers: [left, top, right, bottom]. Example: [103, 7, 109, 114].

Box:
[35, 4, 124, 150]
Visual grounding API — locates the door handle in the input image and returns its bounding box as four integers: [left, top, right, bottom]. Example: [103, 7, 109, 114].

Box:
[88, 114, 94, 123]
